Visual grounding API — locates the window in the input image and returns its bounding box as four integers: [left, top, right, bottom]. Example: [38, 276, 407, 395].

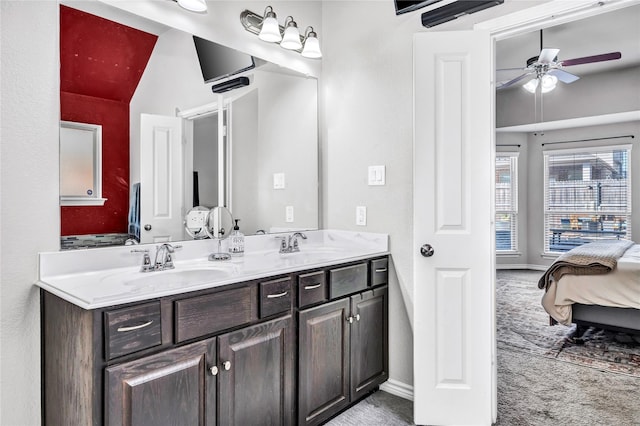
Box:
[59, 121, 106, 206]
[543, 145, 632, 254]
[496, 153, 518, 253]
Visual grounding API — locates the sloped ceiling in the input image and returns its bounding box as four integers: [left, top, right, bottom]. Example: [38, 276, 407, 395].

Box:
[60, 5, 158, 103]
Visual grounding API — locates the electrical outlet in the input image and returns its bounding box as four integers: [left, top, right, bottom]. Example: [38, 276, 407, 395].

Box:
[273, 172, 285, 189]
[285, 205, 294, 223]
[356, 206, 367, 226]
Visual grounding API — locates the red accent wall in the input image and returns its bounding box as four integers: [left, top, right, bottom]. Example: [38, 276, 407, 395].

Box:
[60, 92, 130, 235]
[59, 5, 157, 236]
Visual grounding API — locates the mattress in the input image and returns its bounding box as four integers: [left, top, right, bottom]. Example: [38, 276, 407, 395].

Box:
[542, 244, 640, 326]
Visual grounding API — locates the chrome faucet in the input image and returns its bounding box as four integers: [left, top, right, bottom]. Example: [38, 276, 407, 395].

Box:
[276, 232, 307, 253]
[154, 243, 180, 270]
[131, 243, 182, 272]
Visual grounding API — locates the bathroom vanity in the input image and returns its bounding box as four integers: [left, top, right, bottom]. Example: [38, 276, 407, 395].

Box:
[38, 230, 389, 426]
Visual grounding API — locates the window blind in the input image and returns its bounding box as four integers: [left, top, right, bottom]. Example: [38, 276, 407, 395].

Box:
[543, 144, 632, 253]
[496, 153, 518, 252]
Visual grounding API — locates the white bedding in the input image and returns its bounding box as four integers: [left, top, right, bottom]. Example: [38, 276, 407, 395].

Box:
[542, 244, 640, 325]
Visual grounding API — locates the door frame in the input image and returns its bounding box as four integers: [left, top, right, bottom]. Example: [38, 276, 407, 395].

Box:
[475, 0, 636, 422]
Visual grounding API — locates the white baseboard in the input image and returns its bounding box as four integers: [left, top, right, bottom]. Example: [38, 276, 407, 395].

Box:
[497, 264, 547, 271]
[379, 379, 414, 401]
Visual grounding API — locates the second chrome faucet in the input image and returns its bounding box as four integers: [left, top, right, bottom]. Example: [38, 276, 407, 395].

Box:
[276, 232, 307, 253]
[132, 243, 182, 272]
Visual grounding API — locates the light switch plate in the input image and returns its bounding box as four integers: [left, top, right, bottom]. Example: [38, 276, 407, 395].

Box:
[368, 165, 385, 186]
[285, 205, 294, 223]
[356, 206, 367, 226]
[273, 172, 285, 189]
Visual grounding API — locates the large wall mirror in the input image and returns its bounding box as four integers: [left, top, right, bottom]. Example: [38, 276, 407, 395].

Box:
[59, 1, 319, 249]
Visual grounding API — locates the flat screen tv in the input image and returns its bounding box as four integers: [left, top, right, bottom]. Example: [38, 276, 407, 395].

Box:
[395, 0, 443, 15]
[193, 36, 255, 83]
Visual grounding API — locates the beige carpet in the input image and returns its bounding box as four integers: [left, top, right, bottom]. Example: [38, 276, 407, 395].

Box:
[496, 269, 640, 377]
[330, 269, 640, 425]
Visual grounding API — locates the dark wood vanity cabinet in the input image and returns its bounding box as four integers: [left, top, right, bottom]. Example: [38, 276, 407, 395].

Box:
[105, 338, 217, 426]
[104, 316, 294, 426]
[297, 260, 389, 426]
[42, 256, 388, 426]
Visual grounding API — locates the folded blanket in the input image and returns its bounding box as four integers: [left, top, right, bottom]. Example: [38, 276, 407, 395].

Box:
[538, 239, 634, 290]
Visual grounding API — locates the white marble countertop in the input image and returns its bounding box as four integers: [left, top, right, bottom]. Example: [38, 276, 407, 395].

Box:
[36, 230, 389, 310]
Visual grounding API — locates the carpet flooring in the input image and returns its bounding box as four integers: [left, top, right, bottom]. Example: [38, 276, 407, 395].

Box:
[329, 269, 640, 425]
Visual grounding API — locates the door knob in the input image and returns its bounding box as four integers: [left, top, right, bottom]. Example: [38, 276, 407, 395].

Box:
[144, 224, 152, 231]
[420, 244, 434, 257]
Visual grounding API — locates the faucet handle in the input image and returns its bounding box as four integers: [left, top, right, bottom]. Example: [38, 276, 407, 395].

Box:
[131, 249, 153, 272]
[274, 236, 288, 252]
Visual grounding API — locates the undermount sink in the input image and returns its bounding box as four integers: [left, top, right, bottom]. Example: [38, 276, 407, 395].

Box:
[263, 246, 349, 262]
[100, 265, 235, 292]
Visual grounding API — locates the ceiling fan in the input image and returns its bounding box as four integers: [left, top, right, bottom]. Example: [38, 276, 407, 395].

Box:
[497, 30, 622, 93]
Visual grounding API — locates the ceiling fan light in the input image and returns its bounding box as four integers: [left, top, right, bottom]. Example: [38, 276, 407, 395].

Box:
[523, 78, 539, 93]
[259, 10, 282, 43]
[541, 74, 558, 92]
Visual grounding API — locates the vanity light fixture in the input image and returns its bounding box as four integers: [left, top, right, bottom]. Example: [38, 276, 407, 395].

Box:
[240, 7, 322, 59]
[301, 27, 321, 59]
[280, 17, 302, 50]
[176, 0, 207, 13]
[258, 6, 282, 42]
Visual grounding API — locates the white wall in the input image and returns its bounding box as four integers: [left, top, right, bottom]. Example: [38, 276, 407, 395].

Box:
[0, 2, 60, 425]
[320, 0, 552, 392]
[1, 1, 562, 422]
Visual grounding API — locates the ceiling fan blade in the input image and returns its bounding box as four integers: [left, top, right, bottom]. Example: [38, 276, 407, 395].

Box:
[496, 67, 527, 72]
[537, 48, 560, 64]
[548, 69, 580, 84]
[497, 72, 533, 90]
[560, 51, 621, 66]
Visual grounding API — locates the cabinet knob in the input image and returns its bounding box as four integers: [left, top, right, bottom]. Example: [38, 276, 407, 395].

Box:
[355, 313, 361, 322]
[209, 366, 219, 376]
[223, 360, 231, 371]
[347, 316, 354, 324]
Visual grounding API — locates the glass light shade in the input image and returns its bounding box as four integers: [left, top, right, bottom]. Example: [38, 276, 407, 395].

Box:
[259, 15, 282, 43]
[177, 0, 207, 12]
[281, 25, 302, 50]
[540, 74, 558, 93]
[301, 35, 322, 59]
[522, 78, 539, 93]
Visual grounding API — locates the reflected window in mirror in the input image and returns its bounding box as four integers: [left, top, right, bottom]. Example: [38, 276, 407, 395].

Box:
[59, 121, 106, 206]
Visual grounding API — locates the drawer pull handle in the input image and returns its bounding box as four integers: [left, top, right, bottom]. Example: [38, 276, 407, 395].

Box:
[210, 366, 219, 376]
[375, 268, 388, 273]
[117, 320, 153, 332]
[267, 291, 288, 299]
[304, 283, 322, 290]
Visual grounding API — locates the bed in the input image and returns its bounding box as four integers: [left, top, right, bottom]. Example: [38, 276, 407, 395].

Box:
[539, 240, 640, 335]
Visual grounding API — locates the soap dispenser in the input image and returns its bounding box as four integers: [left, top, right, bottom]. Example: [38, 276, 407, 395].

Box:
[229, 219, 245, 257]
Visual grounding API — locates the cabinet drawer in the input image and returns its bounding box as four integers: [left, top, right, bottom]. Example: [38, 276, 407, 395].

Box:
[370, 258, 389, 287]
[329, 263, 368, 299]
[175, 286, 257, 343]
[104, 301, 162, 360]
[298, 271, 327, 308]
[260, 278, 292, 318]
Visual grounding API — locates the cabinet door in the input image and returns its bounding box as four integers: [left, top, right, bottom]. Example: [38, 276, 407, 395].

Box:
[105, 338, 216, 426]
[298, 298, 351, 426]
[350, 286, 388, 401]
[217, 316, 294, 426]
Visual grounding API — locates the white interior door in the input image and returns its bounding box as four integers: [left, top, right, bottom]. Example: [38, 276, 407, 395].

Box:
[140, 113, 184, 244]
[413, 30, 495, 425]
